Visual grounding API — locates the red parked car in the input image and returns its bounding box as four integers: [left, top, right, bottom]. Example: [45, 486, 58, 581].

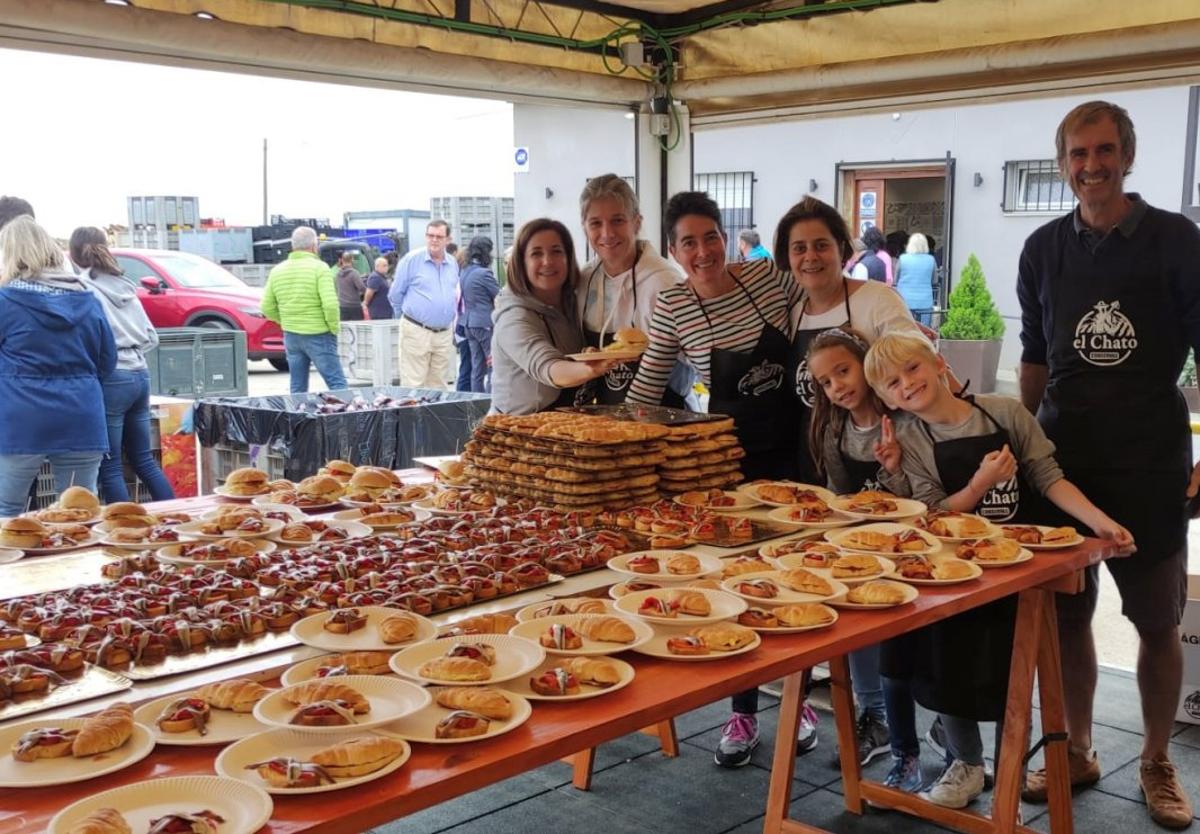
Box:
[111, 249, 287, 369]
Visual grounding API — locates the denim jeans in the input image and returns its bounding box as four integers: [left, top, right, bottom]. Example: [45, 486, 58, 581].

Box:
[465, 326, 492, 393]
[848, 645, 885, 721]
[99, 368, 176, 503]
[455, 337, 472, 392]
[883, 674, 920, 758]
[0, 452, 103, 517]
[284, 332, 348, 394]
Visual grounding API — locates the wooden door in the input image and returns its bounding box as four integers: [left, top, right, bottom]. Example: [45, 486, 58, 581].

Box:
[854, 178, 885, 237]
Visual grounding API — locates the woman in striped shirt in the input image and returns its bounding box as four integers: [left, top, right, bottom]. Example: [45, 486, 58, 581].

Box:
[626, 191, 803, 481]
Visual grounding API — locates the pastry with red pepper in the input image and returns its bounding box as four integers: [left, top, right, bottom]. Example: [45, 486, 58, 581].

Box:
[155, 696, 211, 735]
[246, 756, 335, 788]
[539, 623, 582, 650]
[322, 608, 367, 635]
[529, 667, 580, 696]
[435, 709, 491, 739]
[11, 726, 79, 761]
[289, 699, 359, 727]
[147, 810, 225, 834]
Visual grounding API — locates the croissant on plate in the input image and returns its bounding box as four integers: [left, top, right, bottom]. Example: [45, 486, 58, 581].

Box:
[71, 702, 133, 757]
[562, 657, 621, 687]
[434, 686, 513, 719]
[285, 680, 370, 713]
[575, 616, 636, 644]
[310, 735, 407, 777]
[846, 580, 908, 605]
[197, 678, 270, 712]
[66, 808, 132, 834]
[419, 656, 491, 681]
[378, 613, 419, 644]
[666, 589, 711, 616]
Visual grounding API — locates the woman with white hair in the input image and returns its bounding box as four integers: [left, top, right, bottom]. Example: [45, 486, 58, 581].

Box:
[576, 173, 692, 406]
[895, 232, 937, 324]
[0, 215, 116, 515]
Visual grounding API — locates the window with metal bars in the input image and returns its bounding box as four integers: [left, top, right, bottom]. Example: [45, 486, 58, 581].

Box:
[1002, 160, 1077, 213]
[694, 171, 755, 261]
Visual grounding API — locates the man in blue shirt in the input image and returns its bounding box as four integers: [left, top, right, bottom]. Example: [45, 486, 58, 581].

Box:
[737, 229, 771, 262]
[388, 220, 459, 388]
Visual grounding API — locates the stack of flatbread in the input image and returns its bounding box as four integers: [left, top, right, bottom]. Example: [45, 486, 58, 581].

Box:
[462, 413, 670, 512]
[656, 417, 746, 495]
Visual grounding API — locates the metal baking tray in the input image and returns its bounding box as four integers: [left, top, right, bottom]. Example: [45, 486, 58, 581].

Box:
[0, 549, 117, 601]
[559, 404, 726, 426]
[120, 629, 301, 681]
[0, 665, 131, 725]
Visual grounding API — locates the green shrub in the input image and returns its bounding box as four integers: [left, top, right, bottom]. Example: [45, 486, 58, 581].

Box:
[939, 254, 1005, 340]
[1181, 351, 1197, 387]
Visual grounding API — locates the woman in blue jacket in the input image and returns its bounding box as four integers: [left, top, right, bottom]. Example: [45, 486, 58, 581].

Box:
[895, 232, 937, 325]
[0, 216, 116, 516]
[458, 236, 500, 393]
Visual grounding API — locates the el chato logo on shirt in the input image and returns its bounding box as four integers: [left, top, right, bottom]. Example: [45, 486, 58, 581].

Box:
[794, 359, 816, 407]
[1072, 300, 1138, 366]
[737, 360, 784, 397]
[979, 475, 1019, 522]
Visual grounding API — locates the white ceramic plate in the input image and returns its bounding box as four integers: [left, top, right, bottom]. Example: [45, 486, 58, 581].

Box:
[741, 482, 836, 508]
[330, 506, 432, 529]
[962, 546, 1035, 568]
[174, 517, 285, 541]
[912, 512, 1002, 542]
[0, 547, 23, 564]
[280, 653, 395, 686]
[272, 519, 371, 547]
[828, 580, 920, 610]
[719, 570, 850, 604]
[672, 491, 761, 513]
[203, 502, 304, 521]
[412, 496, 506, 515]
[800, 556, 898, 586]
[738, 604, 840, 634]
[215, 728, 411, 795]
[514, 597, 617, 622]
[825, 523, 941, 556]
[253, 675, 430, 734]
[21, 532, 104, 555]
[212, 485, 269, 501]
[251, 495, 344, 512]
[389, 634, 546, 686]
[385, 688, 533, 744]
[613, 587, 747, 625]
[290, 606, 437, 652]
[564, 348, 643, 362]
[155, 538, 276, 567]
[48, 775, 272, 833]
[829, 495, 928, 521]
[508, 613, 654, 656]
[884, 557, 983, 585]
[500, 657, 636, 701]
[765, 506, 858, 528]
[0, 718, 154, 787]
[134, 694, 271, 746]
[997, 524, 1085, 550]
[632, 622, 762, 661]
[606, 550, 724, 582]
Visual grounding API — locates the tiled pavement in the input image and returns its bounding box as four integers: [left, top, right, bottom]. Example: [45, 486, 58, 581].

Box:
[374, 666, 1195, 833]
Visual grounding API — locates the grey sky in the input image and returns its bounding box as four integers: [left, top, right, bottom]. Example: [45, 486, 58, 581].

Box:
[1, 48, 513, 237]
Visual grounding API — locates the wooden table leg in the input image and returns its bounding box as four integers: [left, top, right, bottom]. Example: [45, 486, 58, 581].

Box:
[829, 654, 864, 815]
[639, 719, 679, 757]
[564, 747, 596, 791]
[1036, 590, 1074, 834]
[993, 588, 1045, 832]
[763, 672, 806, 834]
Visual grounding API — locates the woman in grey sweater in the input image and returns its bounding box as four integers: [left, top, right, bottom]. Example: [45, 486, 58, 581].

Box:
[71, 226, 175, 503]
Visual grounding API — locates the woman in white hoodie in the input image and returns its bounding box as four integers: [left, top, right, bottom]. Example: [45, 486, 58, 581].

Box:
[71, 227, 175, 503]
[576, 174, 692, 406]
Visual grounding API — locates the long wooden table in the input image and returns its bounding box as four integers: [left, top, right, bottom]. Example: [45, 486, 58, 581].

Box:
[0, 479, 1116, 834]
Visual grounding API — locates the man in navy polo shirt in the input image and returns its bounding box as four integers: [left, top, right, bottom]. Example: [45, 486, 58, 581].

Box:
[388, 219, 459, 388]
[1018, 100, 1200, 829]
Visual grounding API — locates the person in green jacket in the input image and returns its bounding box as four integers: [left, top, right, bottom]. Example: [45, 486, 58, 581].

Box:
[262, 226, 348, 394]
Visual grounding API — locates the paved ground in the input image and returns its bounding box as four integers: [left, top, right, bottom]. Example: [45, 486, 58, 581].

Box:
[369, 666, 1191, 834]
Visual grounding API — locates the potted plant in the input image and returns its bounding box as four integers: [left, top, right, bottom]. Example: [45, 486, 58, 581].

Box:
[937, 254, 1005, 394]
[1180, 352, 1199, 413]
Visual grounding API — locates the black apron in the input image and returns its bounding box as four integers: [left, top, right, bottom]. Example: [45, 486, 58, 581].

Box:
[884, 398, 1032, 720]
[788, 281, 852, 483]
[831, 418, 887, 495]
[700, 272, 799, 481]
[1038, 221, 1190, 560]
[578, 252, 686, 408]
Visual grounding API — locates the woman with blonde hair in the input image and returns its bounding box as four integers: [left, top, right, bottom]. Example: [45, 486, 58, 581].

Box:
[0, 216, 116, 515]
[489, 218, 618, 414]
[72, 226, 174, 504]
[896, 232, 937, 323]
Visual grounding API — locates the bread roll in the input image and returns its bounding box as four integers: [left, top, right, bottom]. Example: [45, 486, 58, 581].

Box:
[71, 702, 133, 757]
[58, 486, 101, 514]
[311, 735, 407, 777]
[434, 686, 513, 719]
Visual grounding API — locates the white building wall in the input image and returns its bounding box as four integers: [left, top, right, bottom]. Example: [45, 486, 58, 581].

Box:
[513, 104, 636, 261]
[693, 85, 1194, 373]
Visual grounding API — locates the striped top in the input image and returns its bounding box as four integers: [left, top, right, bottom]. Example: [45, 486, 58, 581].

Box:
[627, 258, 801, 405]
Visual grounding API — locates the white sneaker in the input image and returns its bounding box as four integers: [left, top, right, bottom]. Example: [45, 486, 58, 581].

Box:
[923, 760, 985, 809]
